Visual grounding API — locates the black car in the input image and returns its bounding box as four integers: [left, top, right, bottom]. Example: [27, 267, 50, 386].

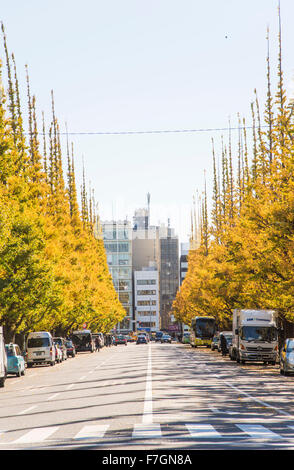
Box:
[160, 334, 172, 344]
[137, 335, 147, 344]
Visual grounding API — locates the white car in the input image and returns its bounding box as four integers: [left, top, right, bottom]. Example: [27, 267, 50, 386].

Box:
[26, 332, 56, 367]
[54, 343, 63, 363]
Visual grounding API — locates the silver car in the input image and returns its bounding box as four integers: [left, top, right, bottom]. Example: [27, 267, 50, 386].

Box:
[280, 338, 294, 376]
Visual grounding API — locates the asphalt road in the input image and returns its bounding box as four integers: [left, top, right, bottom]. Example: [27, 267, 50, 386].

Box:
[1, 342, 294, 450]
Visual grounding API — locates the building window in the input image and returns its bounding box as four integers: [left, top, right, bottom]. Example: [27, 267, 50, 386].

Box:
[137, 300, 157, 306]
[137, 311, 157, 316]
[137, 290, 157, 296]
[137, 279, 156, 285]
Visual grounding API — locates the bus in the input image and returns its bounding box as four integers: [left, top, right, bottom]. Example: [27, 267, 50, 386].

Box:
[71, 330, 94, 353]
[190, 316, 216, 348]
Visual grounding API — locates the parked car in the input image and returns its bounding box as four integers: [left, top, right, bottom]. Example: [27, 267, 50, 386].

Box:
[211, 335, 219, 351]
[182, 332, 191, 344]
[5, 343, 25, 377]
[65, 340, 76, 357]
[136, 335, 147, 344]
[0, 327, 7, 387]
[139, 332, 150, 342]
[114, 335, 128, 346]
[155, 331, 164, 342]
[126, 335, 135, 343]
[53, 343, 63, 363]
[53, 337, 67, 361]
[280, 338, 294, 375]
[26, 331, 56, 367]
[161, 334, 172, 344]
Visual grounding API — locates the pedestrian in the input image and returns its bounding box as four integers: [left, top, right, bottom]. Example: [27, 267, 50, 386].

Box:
[220, 334, 227, 356]
[95, 337, 100, 352]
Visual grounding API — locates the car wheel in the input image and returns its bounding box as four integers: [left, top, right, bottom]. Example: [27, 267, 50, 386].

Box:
[51, 361, 55, 366]
[16, 367, 21, 377]
[21, 367, 25, 376]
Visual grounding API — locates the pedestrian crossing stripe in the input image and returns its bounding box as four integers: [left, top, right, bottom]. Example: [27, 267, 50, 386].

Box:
[13, 427, 59, 444]
[2, 423, 294, 444]
[186, 424, 224, 439]
[236, 424, 283, 440]
[74, 425, 109, 440]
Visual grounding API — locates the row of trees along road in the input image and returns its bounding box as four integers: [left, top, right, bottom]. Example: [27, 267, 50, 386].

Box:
[173, 14, 294, 337]
[0, 24, 125, 343]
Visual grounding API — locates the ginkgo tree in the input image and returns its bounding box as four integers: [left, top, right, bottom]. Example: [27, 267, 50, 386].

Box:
[0, 26, 125, 342]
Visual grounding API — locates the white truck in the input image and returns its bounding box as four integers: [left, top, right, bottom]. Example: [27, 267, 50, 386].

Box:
[230, 309, 279, 365]
[0, 326, 7, 387]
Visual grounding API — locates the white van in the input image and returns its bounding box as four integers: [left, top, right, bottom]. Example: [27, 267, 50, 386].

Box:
[0, 327, 7, 387]
[26, 331, 56, 367]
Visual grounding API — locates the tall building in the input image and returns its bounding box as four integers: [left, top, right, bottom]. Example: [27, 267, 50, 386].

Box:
[180, 242, 189, 285]
[101, 220, 133, 333]
[134, 268, 160, 332]
[160, 231, 179, 330]
[132, 199, 179, 331]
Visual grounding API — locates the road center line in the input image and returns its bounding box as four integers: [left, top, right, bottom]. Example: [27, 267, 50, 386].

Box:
[66, 384, 75, 390]
[47, 393, 60, 401]
[17, 405, 37, 415]
[142, 344, 153, 424]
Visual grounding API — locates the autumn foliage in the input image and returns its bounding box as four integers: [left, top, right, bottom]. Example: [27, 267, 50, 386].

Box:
[173, 14, 294, 331]
[0, 25, 125, 341]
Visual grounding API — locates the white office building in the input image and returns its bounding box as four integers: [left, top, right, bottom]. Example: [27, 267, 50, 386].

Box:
[134, 268, 160, 332]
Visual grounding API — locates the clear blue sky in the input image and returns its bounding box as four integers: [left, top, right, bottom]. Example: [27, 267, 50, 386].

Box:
[1, 0, 294, 242]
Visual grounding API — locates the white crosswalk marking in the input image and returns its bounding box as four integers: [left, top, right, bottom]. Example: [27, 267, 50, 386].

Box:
[1, 423, 291, 446]
[186, 424, 223, 439]
[74, 425, 109, 440]
[132, 423, 162, 439]
[236, 424, 282, 440]
[13, 426, 59, 444]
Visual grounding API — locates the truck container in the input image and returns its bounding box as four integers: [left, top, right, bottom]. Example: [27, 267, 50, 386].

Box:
[230, 309, 278, 365]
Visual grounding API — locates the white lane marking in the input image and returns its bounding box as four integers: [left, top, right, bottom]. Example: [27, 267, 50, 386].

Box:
[78, 376, 86, 381]
[74, 425, 109, 440]
[13, 426, 59, 444]
[142, 344, 153, 425]
[132, 423, 162, 439]
[224, 381, 292, 417]
[236, 424, 282, 440]
[17, 406, 37, 415]
[186, 424, 224, 439]
[47, 393, 60, 401]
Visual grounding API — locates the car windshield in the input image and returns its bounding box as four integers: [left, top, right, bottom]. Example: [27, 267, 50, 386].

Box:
[240, 326, 277, 342]
[28, 337, 50, 348]
[286, 340, 294, 352]
[5, 346, 15, 357]
[54, 338, 62, 345]
[195, 319, 215, 338]
[66, 341, 73, 347]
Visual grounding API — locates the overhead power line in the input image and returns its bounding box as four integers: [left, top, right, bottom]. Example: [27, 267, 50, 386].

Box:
[30, 125, 269, 136]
